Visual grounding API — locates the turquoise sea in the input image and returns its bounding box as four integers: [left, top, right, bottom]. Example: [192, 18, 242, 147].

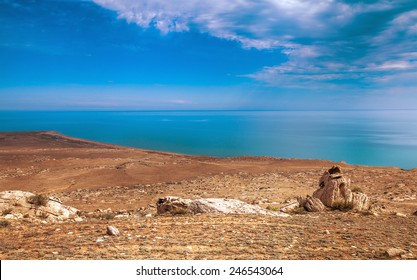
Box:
[1, 110, 417, 169]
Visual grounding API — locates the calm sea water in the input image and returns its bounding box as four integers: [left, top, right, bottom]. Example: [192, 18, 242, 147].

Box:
[1, 110, 417, 169]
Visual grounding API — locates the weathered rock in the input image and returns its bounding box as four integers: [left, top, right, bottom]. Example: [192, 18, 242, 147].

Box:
[0, 190, 79, 222]
[114, 213, 129, 219]
[328, 165, 343, 175]
[156, 196, 289, 217]
[106, 225, 120, 236]
[4, 213, 24, 220]
[314, 169, 351, 207]
[156, 196, 194, 215]
[400, 253, 414, 259]
[385, 248, 407, 258]
[350, 192, 371, 211]
[312, 167, 370, 211]
[303, 196, 326, 212]
[280, 200, 300, 213]
[395, 212, 407, 217]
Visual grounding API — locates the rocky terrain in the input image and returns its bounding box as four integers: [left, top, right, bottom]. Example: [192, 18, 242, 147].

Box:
[0, 131, 416, 260]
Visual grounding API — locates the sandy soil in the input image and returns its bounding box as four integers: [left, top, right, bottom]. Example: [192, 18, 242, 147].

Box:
[0, 131, 416, 259]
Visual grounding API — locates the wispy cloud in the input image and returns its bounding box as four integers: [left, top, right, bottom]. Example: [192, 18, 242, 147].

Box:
[93, 0, 417, 90]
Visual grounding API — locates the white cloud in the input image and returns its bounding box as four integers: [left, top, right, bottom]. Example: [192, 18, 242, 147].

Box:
[92, 0, 346, 48]
[93, 0, 417, 90]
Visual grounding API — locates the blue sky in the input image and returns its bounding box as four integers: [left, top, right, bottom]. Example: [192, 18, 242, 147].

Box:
[1, 0, 417, 110]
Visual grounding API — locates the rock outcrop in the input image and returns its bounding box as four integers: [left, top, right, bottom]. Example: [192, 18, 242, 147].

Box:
[157, 196, 289, 217]
[313, 166, 370, 211]
[299, 166, 371, 212]
[0, 190, 79, 222]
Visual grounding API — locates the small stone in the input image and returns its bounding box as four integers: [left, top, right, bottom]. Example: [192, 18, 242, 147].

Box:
[106, 225, 120, 236]
[395, 212, 407, 217]
[280, 201, 300, 213]
[401, 253, 414, 259]
[145, 214, 152, 218]
[186, 246, 193, 251]
[52, 251, 59, 255]
[96, 237, 105, 243]
[4, 214, 23, 220]
[386, 248, 407, 257]
[325, 230, 330, 235]
[114, 214, 129, 219]
[67, 231, 73, 235]
[74, 217, 83, 222]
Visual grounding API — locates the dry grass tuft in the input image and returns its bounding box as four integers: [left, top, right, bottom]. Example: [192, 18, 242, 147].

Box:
[2, 208, 13, 216]
[266, 205, 279, 212]
[27, 194, 49, 206]
[351, 187, 364, 193]
[0, 220, 10, 228]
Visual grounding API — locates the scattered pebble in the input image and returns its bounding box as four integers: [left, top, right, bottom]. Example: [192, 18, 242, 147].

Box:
[401, 253, 414, 259]
[385, 248, 406, 258]
[106, 225, 120, 236]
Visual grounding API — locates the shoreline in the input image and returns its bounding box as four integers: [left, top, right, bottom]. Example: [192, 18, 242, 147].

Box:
[0, 130, 412, 170]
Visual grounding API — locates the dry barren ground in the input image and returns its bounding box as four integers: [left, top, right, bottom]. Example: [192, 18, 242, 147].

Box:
[0, 131, 416, 259]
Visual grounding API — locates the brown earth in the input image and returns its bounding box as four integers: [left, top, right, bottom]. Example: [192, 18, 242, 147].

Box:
[0, 131, 416, 260]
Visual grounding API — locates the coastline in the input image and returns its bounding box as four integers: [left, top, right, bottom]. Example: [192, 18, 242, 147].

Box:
[2, 110, 417, 169]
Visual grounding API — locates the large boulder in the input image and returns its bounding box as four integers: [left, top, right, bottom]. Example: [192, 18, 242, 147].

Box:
[157, 196, 289, 217]
[312, 166, 370, 211]
[0, 190, 79, 222]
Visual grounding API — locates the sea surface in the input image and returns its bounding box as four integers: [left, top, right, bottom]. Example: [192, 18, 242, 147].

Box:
[1, 110, 417, 169]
